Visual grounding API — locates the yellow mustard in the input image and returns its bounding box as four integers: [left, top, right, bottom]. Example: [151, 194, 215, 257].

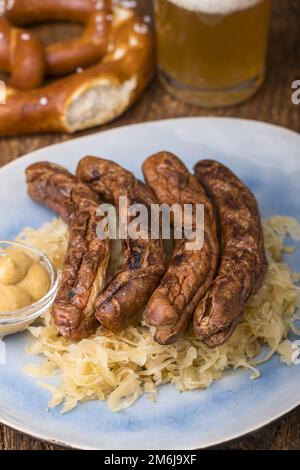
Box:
[0, 249, 50, 312]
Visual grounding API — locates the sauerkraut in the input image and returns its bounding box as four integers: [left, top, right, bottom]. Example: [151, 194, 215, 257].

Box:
[18, 216, 300, 412]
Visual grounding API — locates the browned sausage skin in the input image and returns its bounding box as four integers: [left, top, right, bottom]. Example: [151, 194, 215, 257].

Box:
[142, 152, 219, 345]
[76, 156, 165, 332]
[26, 162, 110, 341]
[193, 160, 268, 347]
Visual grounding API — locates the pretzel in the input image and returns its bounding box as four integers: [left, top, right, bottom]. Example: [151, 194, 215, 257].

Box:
[0, 1, 154, 136]
[0, 0, 111, 80]
[0, 17, 45, 90]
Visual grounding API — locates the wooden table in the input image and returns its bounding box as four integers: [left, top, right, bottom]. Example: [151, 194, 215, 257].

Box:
[0, 0, 299, 451]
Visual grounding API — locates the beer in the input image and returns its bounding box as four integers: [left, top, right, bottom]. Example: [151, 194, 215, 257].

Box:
[154, 0, 272, 107]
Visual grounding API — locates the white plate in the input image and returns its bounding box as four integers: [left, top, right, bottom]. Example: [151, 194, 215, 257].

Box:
[0, 117, 299, 450]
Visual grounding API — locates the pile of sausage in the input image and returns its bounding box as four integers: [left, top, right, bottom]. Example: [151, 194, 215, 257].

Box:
[26, 152, 267, 347]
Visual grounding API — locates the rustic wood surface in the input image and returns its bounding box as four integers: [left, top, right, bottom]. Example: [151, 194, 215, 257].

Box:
[0, 0, 299, 451]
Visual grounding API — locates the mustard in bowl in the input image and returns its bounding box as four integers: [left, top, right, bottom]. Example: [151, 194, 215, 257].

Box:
[0, 240, 58, 336]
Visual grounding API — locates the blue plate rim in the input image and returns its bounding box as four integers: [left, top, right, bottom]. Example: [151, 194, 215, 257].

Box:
[0, 116, 299, 450]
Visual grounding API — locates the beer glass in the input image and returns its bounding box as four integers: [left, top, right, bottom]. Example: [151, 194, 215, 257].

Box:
[154, 0, 272, 107]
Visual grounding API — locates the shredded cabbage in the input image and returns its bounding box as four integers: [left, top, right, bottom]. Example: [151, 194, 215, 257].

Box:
[20, 216, 300, 412]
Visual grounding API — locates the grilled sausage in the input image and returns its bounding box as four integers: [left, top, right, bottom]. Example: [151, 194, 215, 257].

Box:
[26, 162, 110, 340]
[76, 156, 165, 331]
[142, 152, 219, 344]
[193, 160, 268, 347]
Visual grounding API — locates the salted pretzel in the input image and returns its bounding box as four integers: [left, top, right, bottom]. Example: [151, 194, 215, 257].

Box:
[0, 17, 45, 90]
[0, 0, 155, 136]
[0, 0, 111, 87]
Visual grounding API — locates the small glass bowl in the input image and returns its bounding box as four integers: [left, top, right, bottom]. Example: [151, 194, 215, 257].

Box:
[0, 240, 59, 337]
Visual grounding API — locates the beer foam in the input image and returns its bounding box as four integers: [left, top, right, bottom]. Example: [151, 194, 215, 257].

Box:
[167, 0, 262, 15]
